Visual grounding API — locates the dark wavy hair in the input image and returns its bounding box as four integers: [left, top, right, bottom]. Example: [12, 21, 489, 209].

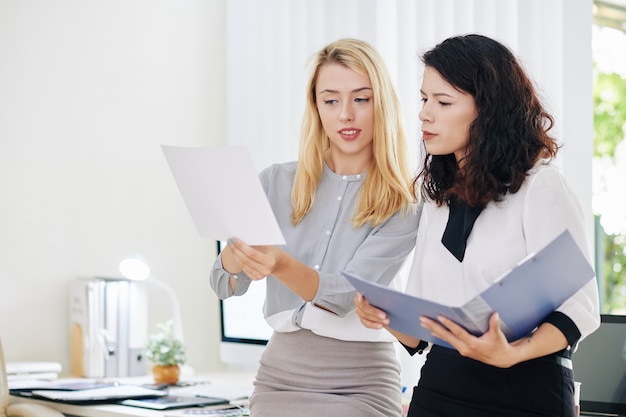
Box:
[415, 34, 559, 207]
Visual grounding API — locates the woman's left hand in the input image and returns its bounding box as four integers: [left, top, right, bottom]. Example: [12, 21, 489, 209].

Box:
[420, 312, 521, 368]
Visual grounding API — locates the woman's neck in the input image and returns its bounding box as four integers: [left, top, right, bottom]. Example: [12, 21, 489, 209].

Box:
[324, 152, 371, 175]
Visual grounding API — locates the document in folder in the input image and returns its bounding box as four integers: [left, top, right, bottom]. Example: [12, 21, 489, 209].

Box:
[343, 229, 595, 348]
[162, 145, 285, 245]
[17, 384, 167, 405]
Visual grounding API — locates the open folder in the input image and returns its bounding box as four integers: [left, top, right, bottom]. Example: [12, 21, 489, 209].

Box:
[11, 384, 167, 405]
[343, 229, 595, 348]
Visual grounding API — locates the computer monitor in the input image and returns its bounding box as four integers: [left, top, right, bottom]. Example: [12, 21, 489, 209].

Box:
[216, 241, 273, 370]
[573, 314, 626, 416]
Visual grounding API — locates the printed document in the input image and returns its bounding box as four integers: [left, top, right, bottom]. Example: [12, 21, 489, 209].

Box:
[162, 145, 285, 245]
[343, 229, 594, 348]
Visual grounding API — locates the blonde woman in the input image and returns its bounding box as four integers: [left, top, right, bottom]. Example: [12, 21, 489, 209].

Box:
[210, 38, 419, 417]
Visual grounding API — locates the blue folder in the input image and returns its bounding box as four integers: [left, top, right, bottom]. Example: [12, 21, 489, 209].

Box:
[342, 229, 595, 348]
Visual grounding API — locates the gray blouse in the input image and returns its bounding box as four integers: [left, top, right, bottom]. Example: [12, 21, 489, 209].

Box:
[210, 161, 419, 341]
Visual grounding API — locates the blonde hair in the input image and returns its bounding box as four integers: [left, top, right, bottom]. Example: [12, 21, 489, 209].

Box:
[291, 38, 415, 227]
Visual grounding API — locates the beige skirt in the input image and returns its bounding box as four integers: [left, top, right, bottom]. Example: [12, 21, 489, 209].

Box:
[249, 329, 402, 417]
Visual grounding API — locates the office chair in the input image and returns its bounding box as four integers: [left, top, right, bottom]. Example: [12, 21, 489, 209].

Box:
[0, 338, 64, 417]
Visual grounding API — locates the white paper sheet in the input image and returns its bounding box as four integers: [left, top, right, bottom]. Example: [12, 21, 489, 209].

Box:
[162, 145, 285, 245]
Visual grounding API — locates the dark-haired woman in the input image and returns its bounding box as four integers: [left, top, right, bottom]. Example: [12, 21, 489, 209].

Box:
[355, 34, 600, 417]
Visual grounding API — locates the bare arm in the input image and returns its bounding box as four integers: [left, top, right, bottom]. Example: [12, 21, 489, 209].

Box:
[420, 313, 568, 368]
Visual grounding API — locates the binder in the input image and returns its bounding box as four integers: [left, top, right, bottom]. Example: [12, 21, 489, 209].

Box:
[69, 278, 148, 378]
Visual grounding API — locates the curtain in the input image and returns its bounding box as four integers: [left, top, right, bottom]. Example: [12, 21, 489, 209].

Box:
[225, 0, 593, 237]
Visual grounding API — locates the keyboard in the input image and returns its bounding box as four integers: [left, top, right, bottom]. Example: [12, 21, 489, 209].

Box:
[170, 382, 253, 401]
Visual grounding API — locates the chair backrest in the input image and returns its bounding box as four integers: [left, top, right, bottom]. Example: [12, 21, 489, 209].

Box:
[0, 338, 10, 417]
[0, 338, 65, 417]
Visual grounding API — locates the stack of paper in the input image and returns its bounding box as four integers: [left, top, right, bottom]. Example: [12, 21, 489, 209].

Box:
[6, 361, 62, 381]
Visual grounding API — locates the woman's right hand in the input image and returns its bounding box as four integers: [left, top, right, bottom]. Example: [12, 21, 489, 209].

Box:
[354, 292, 390, 329]
[355, 292, 423, 349]
[226, 238, 277, 281]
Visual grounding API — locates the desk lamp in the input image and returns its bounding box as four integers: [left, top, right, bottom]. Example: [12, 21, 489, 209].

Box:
[118, 258, 185, 344]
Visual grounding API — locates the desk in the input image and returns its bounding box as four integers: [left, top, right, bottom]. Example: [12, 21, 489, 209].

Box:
[9, 371, 255, 417]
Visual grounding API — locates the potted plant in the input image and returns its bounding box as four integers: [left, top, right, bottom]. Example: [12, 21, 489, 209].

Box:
[143, 320, 186, 385]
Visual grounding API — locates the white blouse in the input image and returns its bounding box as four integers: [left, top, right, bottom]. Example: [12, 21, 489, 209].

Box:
[406, 162, 600, 343]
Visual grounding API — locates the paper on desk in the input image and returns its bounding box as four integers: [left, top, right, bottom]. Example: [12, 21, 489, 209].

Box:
[28, 385, 167, 403]
[162, 145, 285, 245]
[344, 229, 595, 348]
[8, 378, 109, 391]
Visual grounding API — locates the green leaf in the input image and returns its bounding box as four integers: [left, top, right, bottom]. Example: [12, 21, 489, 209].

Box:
[143, 320, 187, 366]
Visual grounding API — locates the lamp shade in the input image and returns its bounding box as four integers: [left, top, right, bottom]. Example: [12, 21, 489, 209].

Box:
[119, 258, 151, 281]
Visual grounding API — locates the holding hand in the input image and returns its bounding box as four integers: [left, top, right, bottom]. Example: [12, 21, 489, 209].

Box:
[222, 237, 319, 301]
[226, 238, 282, 281]
[354, 292, 423, 349]
[420, 312, 520, 368]
[354, 292, 390, 329]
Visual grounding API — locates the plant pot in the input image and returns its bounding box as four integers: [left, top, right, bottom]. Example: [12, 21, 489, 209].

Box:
[152, 364, 180, 385]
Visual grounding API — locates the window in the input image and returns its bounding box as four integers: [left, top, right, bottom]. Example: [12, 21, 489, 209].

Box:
[592, 0, 626, 313]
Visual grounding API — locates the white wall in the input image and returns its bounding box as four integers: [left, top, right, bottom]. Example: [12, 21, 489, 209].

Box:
[0, 0, 228, 373]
